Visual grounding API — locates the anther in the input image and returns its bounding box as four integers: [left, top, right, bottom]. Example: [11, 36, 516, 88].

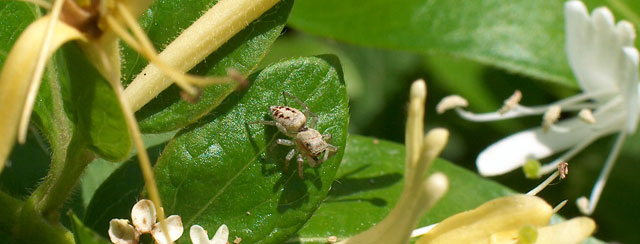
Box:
[578, 108, 596, 124]
[436, 95, 468, 114]
[542, 105, 562, 132]
[498, 90, 522, 114]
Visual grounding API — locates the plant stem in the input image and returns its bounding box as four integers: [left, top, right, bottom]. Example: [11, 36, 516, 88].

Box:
[0, 191, 22, 232]
[124, 0, 282, 111]
[30, 135, 93, 220]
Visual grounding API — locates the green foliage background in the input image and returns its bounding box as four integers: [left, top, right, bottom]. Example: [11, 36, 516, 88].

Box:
[0, 0, 638, 243]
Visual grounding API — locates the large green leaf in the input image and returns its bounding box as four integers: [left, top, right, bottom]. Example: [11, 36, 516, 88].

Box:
[154, 56, 348, 243]
[291, 135, 604, 244]
[123, 0, 293, 133]
[289, 0, 640, 87]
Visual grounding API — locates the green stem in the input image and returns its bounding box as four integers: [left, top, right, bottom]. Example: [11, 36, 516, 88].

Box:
[0, 191, 22, 232]
[16, 198, 74, 244]
[29, 135, 93, 220]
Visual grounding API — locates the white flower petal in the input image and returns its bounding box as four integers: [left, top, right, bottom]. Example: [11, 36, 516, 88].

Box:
[477, 118, 591, 176]
[621, 47, 639, 132]
[565, 1, 632, 99]
[211, 224, 230, 244]
[616, 20, 635, 46]
[131, 199, 156, 233]
[190, 225, 213, 244]
[108, 219, 139, 244]
[151, 215, 184, 244]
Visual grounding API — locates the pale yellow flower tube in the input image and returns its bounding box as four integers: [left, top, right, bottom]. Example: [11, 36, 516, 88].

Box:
[124, 0, 281, 111]
[0, 15, 84, 171]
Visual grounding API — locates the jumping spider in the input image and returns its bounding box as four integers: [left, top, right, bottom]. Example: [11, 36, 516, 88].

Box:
[252, 91, 338, 178]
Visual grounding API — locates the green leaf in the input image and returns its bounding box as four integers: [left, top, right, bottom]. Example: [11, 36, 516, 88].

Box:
[69, 212, 110, 244]
[291, 135, 604, 244]
[288, 0, 579, 86]
[62, 44, 131, 161]
[154, 56, 348, 243]
[123, 0, 293, 133]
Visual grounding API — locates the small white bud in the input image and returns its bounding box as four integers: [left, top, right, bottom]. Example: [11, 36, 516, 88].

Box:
[578, 109, 596, 124]
[542, 105, 562, 132]
[498, 90, 522, 114]
[436, 95, 468, 114]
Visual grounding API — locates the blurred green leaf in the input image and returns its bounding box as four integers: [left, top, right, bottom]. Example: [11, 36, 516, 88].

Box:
[154, 56, 348, 243]
[286, 0, 595, 87]
[69, 212, 110, 244]
[0, 132, 50, 198]
[123, 0, 293, 133]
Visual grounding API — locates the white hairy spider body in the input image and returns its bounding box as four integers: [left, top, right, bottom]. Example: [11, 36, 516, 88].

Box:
[253, 91, 338, 178]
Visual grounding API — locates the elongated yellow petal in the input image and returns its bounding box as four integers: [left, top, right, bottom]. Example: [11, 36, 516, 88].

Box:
[0, 15, 84, 170]
[417, 195, 553, 244]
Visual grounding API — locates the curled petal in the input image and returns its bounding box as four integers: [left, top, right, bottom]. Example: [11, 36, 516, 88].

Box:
[151, 215, 184, 244]
[0, 15, 84, 171]
[131, 199, 156, 233]
[108, 219, 139, 244]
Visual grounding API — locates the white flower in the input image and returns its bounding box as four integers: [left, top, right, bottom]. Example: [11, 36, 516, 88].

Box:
[108, 199, 184, 244]
[439, 0, 639, 215]
[190, 224, 229, 244]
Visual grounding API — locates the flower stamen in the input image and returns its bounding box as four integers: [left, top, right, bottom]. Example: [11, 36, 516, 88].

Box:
[499, 90, 522, 114]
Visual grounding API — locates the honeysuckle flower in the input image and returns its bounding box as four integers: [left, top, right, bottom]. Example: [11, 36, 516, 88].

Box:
[108, 199, 184, 244]
[190, 224, 229, 244]
[339, 79, 449, 244]
[437, 0, 639, 215]
[414, 195, 595, 244]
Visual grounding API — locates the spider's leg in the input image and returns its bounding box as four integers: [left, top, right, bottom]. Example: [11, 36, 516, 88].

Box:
[322, 149, 330, 163]
[275, 122, 296, 137]
[307, 155, 318, 167]
[284, 148, 296, 170]
[276, 138, 295, 146]
[297, 153, 305, 179]
[322, 133, 332, 143]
